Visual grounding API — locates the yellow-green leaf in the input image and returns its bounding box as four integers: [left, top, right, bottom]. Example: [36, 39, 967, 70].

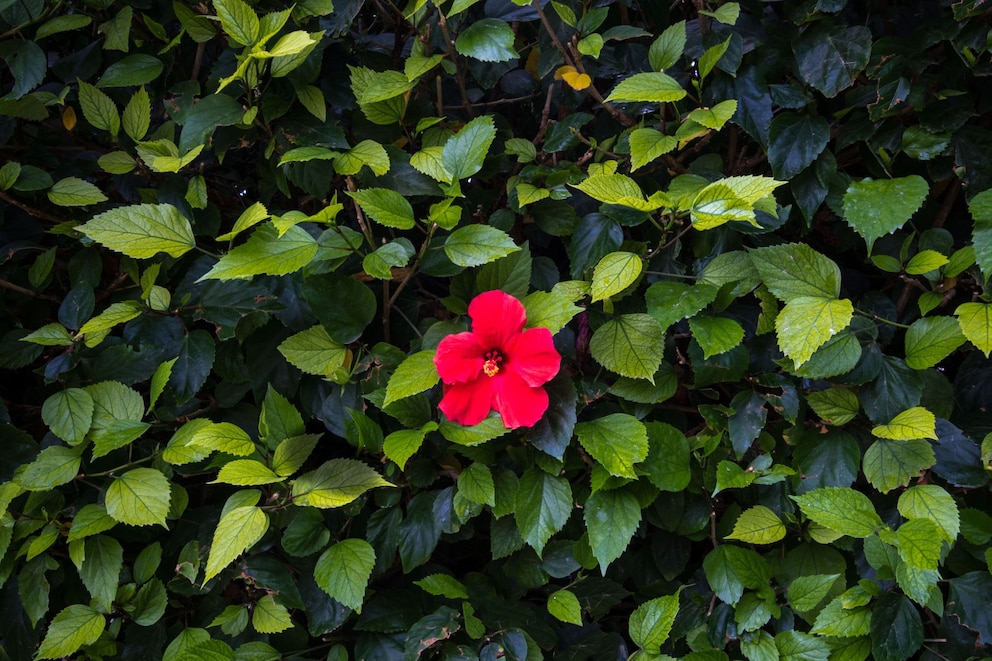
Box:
[871, 406, 937, 441]
[726, 505, 786, 544]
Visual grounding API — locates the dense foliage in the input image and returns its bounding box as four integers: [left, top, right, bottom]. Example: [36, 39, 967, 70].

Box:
[3, 0, 992, 659]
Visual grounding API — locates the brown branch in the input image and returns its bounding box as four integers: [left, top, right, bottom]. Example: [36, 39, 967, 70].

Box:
[0, 278, 60, 302]
[932, 177, 961, 229]
[0, 189, 67, 225]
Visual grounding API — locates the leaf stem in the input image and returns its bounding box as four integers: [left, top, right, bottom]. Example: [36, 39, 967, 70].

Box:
[854, 308, 911, 329]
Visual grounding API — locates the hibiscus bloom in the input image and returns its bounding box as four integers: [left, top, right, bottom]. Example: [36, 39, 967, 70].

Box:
[434, 290, 561, 429]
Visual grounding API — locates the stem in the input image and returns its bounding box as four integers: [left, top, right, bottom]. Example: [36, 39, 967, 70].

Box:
[435, 8, 475, 118]
[0, 278, 60, 302]
[80, 455, 155, 479]
[345, 176, 377, 249]
[0, 189, 67, 225]
[854, 308, 911, 329]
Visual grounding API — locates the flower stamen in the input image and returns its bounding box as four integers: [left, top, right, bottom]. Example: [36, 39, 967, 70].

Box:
[483, 350, 503, 377]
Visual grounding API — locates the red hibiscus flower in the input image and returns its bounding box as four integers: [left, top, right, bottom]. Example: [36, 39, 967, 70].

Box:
[434, 290, 561, 429]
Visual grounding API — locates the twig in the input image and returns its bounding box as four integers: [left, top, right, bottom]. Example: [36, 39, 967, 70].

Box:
[345, 176, 376, 249]
[0, 278, 60, 302]
[435, 8, 475, 119]
[932, 177, 961, 229]
[0, 189, 67, 225]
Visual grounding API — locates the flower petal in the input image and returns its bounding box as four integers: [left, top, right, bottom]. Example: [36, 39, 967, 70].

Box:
[468, 290, 526, 349]
[492, 369, 550, 429]
[439, 378, 494, 426]
[435, 332, 484, 383]
[505, 327, 560, 387]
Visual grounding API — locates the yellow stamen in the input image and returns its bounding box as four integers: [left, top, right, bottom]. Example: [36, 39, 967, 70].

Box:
[483, 350, 503, 377]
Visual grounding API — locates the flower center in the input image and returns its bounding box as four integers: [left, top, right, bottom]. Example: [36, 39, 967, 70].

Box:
[482, 349, 503, 377]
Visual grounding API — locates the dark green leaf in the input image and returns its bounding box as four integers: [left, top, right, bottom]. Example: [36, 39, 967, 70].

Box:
[793, 24, 871, 97]
[768, 112, 830, 180]
[870, 593, 923, 661]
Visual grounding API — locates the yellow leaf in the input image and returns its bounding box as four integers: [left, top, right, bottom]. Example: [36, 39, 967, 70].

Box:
[62, 106, 77, 131]
[554, 65, 591, 90]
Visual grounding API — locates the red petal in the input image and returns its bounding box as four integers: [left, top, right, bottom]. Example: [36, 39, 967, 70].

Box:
[505, 327, 560, 387]
[439, 378, 494, 426]
[434, 332, 484, 383]
[468, 290, 526, 349]
[492, 370, 549, 429]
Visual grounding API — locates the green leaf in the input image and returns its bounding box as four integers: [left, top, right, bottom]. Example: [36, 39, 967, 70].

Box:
[414, 574, 469, 599]
[776, 630, 830, 661]
[905, 316, 966, 369]
[842, 176, 929, 251]
[21, 323, 73, 346]
[726, 506, 786, 544]
[251, 595, 292, 634]
[315, 538, 375, 612]
[444, 225, 520, 267]
[48, 177, 108, 207]
[79, 535, 123, 612]
[0, 40, 44, 97]
[184, 422, 254, 456]
[750, 243, 842, 300]
[956, 302, 992, 357]
[768, 112, 830, 180]
[548, 589, 583, 626]
[383, 422, 437, 470]
[105, 468, 171, 527]
[775, 296, 853, 366]
[454, 18, 518, 62]
[217, 202, 270, 242]
[870, 593, 923, 661]
[440, 414, 510, 446]
[458, 462, 495, 507]
[442, 115, 496, 180]
[896, 518, 943, 570]
[968, 189, 992, 282]
[645, 281, 718, 329]
[213, 460, 282, 486]
[201, 224, 317, 280]
[204, 500, 268, 583]
[571, 172, 669, 212]
[271, 434, 320, 477]
[590, 313, 665, 381]
[690, 175, 783, 230]
[871, 407, 937, 441]
[792, 487, 883, 538]
[514, 468, 572, 555]
[42, 388, 94, 445]
[122, 86, 150, 141]
[98, 150, 137, 174]
[788, 574, 842, 615]
[363, 239, 414, 279]
[642, 421, 691, 492]
[214, 0, 259, 46]
[68, 504, 116, 542]
[335, 140, 390, 177]
[277, 325, 348, 377]
[96, 54, 164, 87]
[78, 301, 143, 342]
[348, 188, 415, 230]
[522, 286, 583, 334]
[36, 604, 105, 660]
[384, 351, 439, 407]
[629, 128, 678, 171]
[629, 591, 680, 653]
[36, 14, 93, 39]
[17, 445, 82, 491]
[811, 598, 871, 637]
[606, 72, 687, 103]
[80, 203, 194, 259]
[898, 484, 959, 542]
[292, 459, 393, 508]
[77, 80, 119, 135]
[591, 251, 642, 301]
[794, 24, 871, 98]
[648, 21, 686, 71]
[575, 414, 648, 478]
[585, 487, 641, 570]
[688, 315, 745, 358]
[688, 100, 738, 130]
[863, 439, 935, 494]
[905, 250, 948, 275]
[807, 388, 859, 425]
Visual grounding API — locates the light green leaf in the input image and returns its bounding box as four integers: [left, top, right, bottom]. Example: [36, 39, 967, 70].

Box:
[200, 224, 317, 281]
[444, 225, 520, 267]
[969, 189, 992, 282]
[440, 414, 510, 446]
[688, 315, 745, 358]
[80, 203, 194, 259]
[350, 66, 417, 104]
[78, 301, 143, 342]
[807, 388, 859, 425]
[701, 3, 740, 24]
[591, 251, 642, 301]
[78, 535, 123, 612]
[504, 137, 537, 163]
[585, 488, 640, 570]
[278, 146, 339, 165]
[442, 115, 497, 180]
[897, 518, 943, 570]
[522, 286, 583, 334]
[571, 172, 670, 212]
[775, 296, 853, 366]
[575, 414, 648, 478]
[788, 574, 842, 615]
[862, 439, 935, 494]
[105, 468, 171, 527]
[204, 501, 268, 583]
[96, 54, 164, 87]
[214, 0, 259, 46]
[363, 239, 414, 280]
[688, 100, 738, 129]
[775, 630, 830, 661]
[266, 29, 317, 58]
[811, 598, 870, 637]
[691, 176, 783, 230]
[250, 594, 292, 634]
[956, 302, 992, 357]
[335, 140, 390, 177]
[726, 505, 786, 544]
[16, 445, 82, 491]
[792, 487, 882, 538]
[590, 313, 665, 381]
[42, 388, 94, 445]
[841, 176, 929, 251]
[383, 422, 437, 470]
[36, 14, 93, 39]
[122, 86, 150, 141]
[454, 18, 518, 62]
[216, 202, 270, 242]
[292, 458, 393, 508]
[21, 323, 73, 346]
[271, 434, 320, 478]
[514, 468, 571, 555]
[410, 146, 453, 183]
[577, 33, 604, 57]
[648, 20, 686, 71]
[629, 128, 677, 171]
[36, 604, 105, 660]
[548, 589, 583, 626]
[404, 54, 445, 80]
[644, 282, 716, 330]
[67, 504, 116, 543]
[213, 460, 282, 486]
[898, 485, 959, 543]
[629, 591, 681, 653]
[296, 84, 326, 121]
[314, 538, 376, 612]
[98, 150, 137, 174]
[48, 177, 108, 207]
[905, 316, 966, 369]
[905, 250, 948, 275]
[871, 407, 937, 441]
[384, 351, 439, 407]
[278, 325, 348, 377]
[415, 574, 469, 599]
[458, 462, 496, 507]
[606, 72, 686, 102]
[750, 243, 842, 300]
[77, 80, 119, 135]
[348, 188, 416, 230]
[185, 422, 255, 456]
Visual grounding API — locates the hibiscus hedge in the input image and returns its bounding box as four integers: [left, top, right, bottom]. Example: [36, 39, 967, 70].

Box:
[2, 0, 992, 659]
